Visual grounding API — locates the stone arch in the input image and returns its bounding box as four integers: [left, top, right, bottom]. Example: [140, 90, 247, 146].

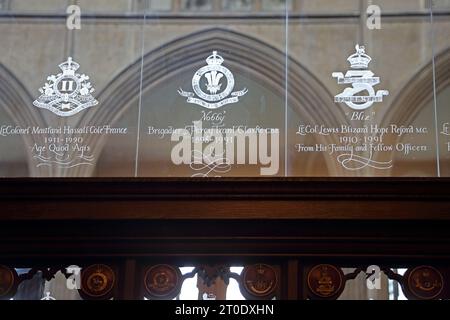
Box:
[381, 46, 450, 129]
[0, 64, 48, 176]
[378, 47, 450, 176]
[78, 28, 345, 176]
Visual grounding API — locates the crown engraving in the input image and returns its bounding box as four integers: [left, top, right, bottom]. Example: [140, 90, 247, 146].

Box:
[59, 57, 80, 76]
[348, 44, 372, 69]
[332, 44, 388, 111]
[33, 57, 98, 117]
[206, 51, 225, 66]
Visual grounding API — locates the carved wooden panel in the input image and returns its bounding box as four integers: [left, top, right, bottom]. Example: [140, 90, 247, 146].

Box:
[239, 264, 278, 300]
[0, 265, 18, 300]
[143, 264, 182, 300]
[79, 264, 116, 300]
[306, 264, 345, 300]
[0, 179, 449, 300]
[402, 266, 445, 300]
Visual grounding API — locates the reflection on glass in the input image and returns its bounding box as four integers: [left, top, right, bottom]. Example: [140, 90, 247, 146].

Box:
[137, 0, 286, 177]
[288, 0, 437, 177]
[181, 0, 213, 11]
[434, 0, 450, 10]
[0, 0, 143, 177]
[434, 0, 450, 176]
[262, 0, 288, 11]
[223, 0, 252, 11]
[0, 1, 448, 177]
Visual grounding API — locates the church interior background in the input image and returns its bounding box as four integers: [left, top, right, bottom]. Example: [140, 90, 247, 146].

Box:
[0, 0, 450, 301]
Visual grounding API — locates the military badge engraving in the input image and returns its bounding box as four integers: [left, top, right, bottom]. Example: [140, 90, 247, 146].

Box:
[240, 264, 278, 300]
[178, 51, 248, 109]
[332, 45, 389, 110]
[307, 264, 344, 299]
[33, 57, 98, 117]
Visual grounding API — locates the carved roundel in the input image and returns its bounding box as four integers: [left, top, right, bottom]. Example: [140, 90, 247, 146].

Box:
[144, 265, 183, 300]
[307, 264, 345, 299]
[405, 266, 444, 300]
[80, 264, 115, 299]
[240, 264, 278, 299]
[0, 265, 18, 299]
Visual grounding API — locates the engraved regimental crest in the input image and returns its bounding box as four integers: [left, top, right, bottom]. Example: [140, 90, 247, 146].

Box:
[33, 57, 98, 117]
[332, 45, 389, 110]
[178, 51, 248, 109]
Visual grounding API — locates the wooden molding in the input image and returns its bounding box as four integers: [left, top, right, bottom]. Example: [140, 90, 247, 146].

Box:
[0, 178, 449, 220]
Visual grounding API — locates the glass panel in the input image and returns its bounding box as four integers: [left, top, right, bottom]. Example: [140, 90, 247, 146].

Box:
[288, 0, 437, 176]
[434, 0, 450, 176]
[0, 1, 144, 177]
[0, 1, 444, 178]
[434, 0, 450, 10]
[137, 0, 286, 177]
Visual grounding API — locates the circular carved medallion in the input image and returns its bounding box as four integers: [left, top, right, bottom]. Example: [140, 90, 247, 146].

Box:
[307, 264, 344, 299]
[144, 265, 182, 300]
[240, 264, 278, 299]
[0, 265, 18, 299]
[81, 264, 115, 299]
[405, 266, 444, 300]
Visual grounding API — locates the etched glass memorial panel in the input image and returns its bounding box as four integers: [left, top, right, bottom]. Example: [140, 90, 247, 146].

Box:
[0, 1, 144, 177]
[0, 0, 444, 178]
[287, 0, 437, 177]
[137, 0, 287, 177]
[434, 0, 450, 176]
